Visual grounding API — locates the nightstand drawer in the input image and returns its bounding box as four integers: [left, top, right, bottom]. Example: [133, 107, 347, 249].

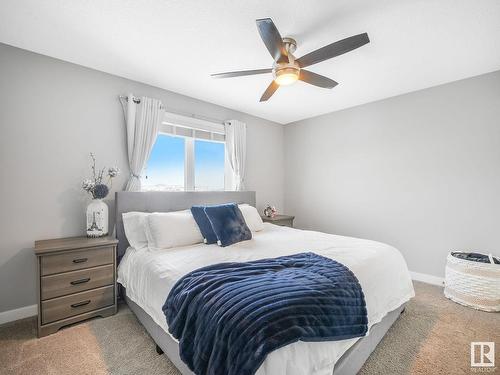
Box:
[41, 264, 114, 300]
[41, 285, 114, 324]
[273, 219, 294, 227]
[41, 246, 113, 276]
[261, 215, 295, 228]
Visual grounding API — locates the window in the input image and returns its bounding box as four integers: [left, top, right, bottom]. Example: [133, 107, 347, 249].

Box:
[142, 134, 185, 191]
[142, 113, 229, 191]
[195, 139, 225, 191]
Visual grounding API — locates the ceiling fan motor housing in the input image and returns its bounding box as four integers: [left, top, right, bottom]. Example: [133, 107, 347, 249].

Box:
[272, 37, 300, 85]
[282, 37, 297, 54]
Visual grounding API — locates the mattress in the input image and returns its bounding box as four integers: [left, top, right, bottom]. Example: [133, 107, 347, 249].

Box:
[118, 223, 415, 375]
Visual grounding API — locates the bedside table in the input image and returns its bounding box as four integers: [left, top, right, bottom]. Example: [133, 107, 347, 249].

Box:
[261, 214, 295, 228]
[34, 236, 118, 337]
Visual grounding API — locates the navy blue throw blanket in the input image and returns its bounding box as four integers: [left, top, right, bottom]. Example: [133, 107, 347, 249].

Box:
[163, 252, 367, 375]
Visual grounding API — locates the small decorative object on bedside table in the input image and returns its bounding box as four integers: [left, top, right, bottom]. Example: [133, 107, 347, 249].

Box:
[34, 236, 118, 337]
[261, 214, 295, 228]
[263, 205, 277, 218]
[82, 153, 119, 237]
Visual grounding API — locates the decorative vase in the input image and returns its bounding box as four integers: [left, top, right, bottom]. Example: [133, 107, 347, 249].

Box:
[86, 199, 108, 237]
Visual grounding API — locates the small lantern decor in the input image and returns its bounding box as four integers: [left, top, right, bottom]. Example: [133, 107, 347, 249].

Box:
[82, 153, 120, 238]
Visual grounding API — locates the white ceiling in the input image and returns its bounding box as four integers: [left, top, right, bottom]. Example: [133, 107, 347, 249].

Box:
[1, 0, 500, 124]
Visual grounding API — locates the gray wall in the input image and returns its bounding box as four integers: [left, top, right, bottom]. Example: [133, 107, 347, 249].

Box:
[285, 71, 500, 278]
[0, 43, 284, 313]
[2, 40, 498, 313]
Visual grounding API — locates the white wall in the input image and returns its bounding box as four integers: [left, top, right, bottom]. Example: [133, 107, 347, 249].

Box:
[285, 71, 500, 278]
[0, 43, 284, 313]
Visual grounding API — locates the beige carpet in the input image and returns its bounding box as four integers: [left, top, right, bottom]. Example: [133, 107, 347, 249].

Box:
[0, 282, 498, 375]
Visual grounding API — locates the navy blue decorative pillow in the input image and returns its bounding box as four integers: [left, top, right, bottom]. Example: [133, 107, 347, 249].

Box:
[191, 206, 218, 244]
[204, 203, 252, 247]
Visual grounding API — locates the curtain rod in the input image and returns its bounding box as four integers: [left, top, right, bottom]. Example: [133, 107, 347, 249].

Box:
[119, 95, 141, 104]
[119, 95, 225, 125]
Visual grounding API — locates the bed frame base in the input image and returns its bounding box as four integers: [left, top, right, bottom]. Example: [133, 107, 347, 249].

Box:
[124, 291, 405, 375]
[333, 304, 405, 374]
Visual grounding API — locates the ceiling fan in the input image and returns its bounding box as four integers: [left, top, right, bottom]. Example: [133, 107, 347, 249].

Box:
[211, 18, 370, 102]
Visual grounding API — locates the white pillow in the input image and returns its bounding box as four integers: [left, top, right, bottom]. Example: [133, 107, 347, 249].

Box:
[122, 212, 150, 249]
[238, 204, 264, 232]
[146, 210, 204, 250]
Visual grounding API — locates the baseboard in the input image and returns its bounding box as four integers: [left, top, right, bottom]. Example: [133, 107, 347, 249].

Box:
[0, 304, 37, 325]
[410, 271, 444, 286]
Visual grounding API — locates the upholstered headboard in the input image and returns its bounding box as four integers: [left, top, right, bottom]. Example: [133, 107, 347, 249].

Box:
[115, 191, 256, 261]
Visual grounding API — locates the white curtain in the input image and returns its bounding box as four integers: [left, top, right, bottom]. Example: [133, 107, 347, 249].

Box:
[122, 93, 165, 191]
[224, 120, 247, 190]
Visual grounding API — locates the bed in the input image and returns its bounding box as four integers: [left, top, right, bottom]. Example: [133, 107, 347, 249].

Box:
[115, 191, 415, 375]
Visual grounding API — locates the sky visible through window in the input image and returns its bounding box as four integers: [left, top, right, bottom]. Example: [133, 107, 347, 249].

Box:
[143, 134, 184, 190]
[142, 134, 224, 191]
[195, 139, 225, 191]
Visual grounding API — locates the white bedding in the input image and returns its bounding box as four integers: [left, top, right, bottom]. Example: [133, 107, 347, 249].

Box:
[118, 223, 414, 375]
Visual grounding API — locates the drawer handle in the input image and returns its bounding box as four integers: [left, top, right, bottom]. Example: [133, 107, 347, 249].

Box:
[72, 258, 88, 264]
[70, 277, 91, 285]
[71, 300, 91, 308]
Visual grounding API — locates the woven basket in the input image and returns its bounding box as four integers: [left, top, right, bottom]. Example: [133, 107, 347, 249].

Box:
[444, 252, 500, 312]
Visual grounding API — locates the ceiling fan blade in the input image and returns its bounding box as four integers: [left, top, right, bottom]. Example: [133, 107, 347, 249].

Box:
[296, 33, 370, 68]
[256, 18, 287, 62]
[211, 68, 272, 79]
[260, 81, 279, 102]
[299, 70, 338, 89]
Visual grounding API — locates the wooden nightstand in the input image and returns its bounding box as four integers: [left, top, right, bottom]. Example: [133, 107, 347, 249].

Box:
[34, 236, 118, 337]
[261, 214, 295, 228]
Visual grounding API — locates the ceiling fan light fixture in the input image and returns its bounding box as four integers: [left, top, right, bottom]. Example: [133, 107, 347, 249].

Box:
[274, 67, 299, 86]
